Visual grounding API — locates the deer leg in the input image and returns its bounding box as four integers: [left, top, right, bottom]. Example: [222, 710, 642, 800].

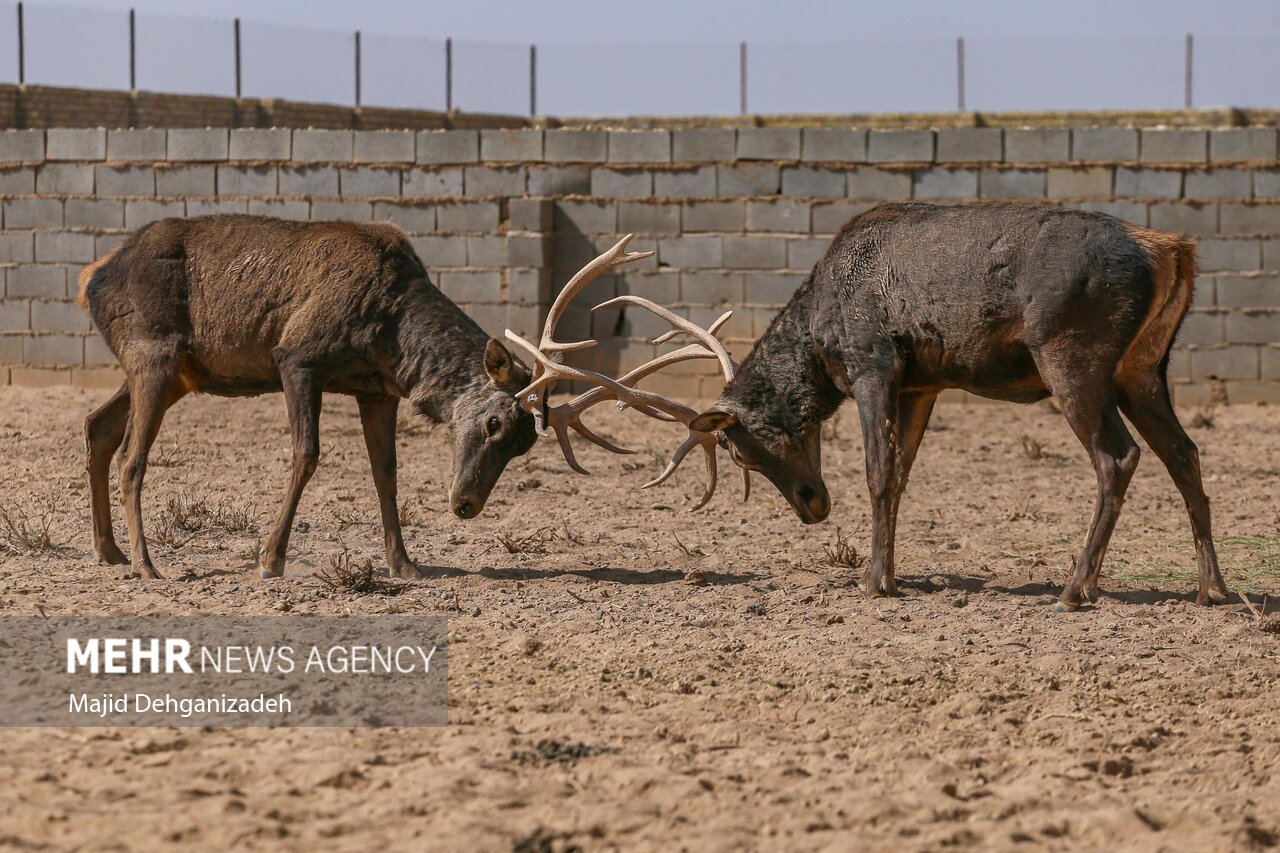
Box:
[889, 391, 937, 539]
[119, 366, 183, 580]
[852, 374, 901, 597]
[357, 396, 422, 580]
[1116, 372, 1229, 605]
[1047, 384, 1141, 612]
[259, 358, 323, 579]
[85, 383, 130, 565]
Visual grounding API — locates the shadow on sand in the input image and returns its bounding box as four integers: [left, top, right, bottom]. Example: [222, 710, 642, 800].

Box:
[899, 572, 1273, 612]
[474, 565, 759, 586]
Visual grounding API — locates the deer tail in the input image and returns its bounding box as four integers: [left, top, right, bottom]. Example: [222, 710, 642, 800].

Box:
[76, 244, 123, 311]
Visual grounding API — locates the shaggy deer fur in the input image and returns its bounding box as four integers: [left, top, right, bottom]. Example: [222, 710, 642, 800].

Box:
[693, 203, 1228, 611]
[79, 214, 535, 580]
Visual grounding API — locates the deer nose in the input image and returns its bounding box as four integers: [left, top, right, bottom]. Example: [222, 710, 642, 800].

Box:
[453, 499, 474, 519]
[795, 483, 830, 524]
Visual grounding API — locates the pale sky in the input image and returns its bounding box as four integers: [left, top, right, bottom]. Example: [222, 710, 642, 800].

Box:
[2, 0, 1278, 116]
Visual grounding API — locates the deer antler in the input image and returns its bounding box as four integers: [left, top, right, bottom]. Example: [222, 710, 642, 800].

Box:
[503, 234, 746, 511]
[504, 234, 655, 432]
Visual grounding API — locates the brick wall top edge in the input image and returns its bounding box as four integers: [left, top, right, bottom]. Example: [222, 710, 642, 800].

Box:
[6, 128, 1278, 168]
[5, 84, 1280, 133]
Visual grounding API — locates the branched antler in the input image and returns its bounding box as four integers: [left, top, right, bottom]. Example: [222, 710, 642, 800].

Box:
[503, 234, 745, 510]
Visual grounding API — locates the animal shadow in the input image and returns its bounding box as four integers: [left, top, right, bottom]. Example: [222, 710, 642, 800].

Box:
[475, 565, 757, 586]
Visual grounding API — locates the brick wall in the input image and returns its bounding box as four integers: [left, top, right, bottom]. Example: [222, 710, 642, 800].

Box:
[2, 124, 1278, 403]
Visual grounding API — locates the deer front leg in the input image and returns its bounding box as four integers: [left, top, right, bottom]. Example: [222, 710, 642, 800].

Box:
[260, 358, 323, 579]
[853, 375, 901, 597]
[357, 396, 423, 580]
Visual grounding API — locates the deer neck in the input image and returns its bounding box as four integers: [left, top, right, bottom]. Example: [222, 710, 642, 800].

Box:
[725, 280, 843, 435]
[393, 294, 491, 423]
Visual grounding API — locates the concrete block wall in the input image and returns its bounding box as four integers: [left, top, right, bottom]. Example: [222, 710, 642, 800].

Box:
[1, 124, 1278, 403]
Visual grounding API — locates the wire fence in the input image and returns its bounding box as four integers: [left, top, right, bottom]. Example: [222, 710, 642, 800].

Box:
[1, 2, 1277, 117]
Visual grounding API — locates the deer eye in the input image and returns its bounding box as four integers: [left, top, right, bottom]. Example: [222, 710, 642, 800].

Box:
[486, 416, 502, 437]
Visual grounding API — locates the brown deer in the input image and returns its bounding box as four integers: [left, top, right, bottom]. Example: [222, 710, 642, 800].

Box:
[79, 216, 733, 581]
[690, 203, 1230, 611]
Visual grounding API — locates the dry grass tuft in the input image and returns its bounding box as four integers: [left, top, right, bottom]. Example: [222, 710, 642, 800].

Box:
[492, 521, 593, 555]
[673, 534, 707, 558]
[397, 501, 419, 529]
[559, 521, 587, 546]
[152, 493, 258, 549]
[0, 500, 59, 556]
[1008, 499, 1044, 522]
[149, 442, 183, 468]
[1019, 434, 1047, 460]
[334, 508, 364, 531]
[318, 542, 406, 595]
[821, 526, 863, 570]
[494, 525, 559, 555]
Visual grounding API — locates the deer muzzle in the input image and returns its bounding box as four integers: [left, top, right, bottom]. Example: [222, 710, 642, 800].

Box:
[790, 480, 831, 524]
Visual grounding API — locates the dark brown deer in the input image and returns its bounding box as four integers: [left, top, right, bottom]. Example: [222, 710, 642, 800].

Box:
[80, 217, 732, 581]
[691, 203, 1230, 611]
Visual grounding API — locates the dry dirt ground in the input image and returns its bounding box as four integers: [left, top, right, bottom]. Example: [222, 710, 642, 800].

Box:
[0, 385, 1278, 852]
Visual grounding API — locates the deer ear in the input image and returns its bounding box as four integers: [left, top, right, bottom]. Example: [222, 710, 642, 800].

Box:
[690, 408, 738, 434]
[483, 338, 517, 387]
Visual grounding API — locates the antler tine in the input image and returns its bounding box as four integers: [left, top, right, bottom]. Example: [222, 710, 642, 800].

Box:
[536, 344, 719, 473]
[595, 295, 736, 382]
[538, 234, 654, 354]
[641, 431, 719, 512]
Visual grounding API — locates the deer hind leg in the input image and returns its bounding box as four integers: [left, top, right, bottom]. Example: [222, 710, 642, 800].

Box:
[259, 357, 324, 579]
[119, 358, 185, 580]
[1037, 354, 1141, 611]
[357, 395, 422, 580]
[1116, 370, 1229, 606]
[890, 391, 938, 540]
[85, 383, 130, 565]
[852, 371, 903, 597]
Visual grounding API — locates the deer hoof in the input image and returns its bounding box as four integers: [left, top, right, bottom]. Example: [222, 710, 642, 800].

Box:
[1051, 600, 1079, 614]
[1196, 587, 1231, 606]
[391, 561, 426, 580]
[133, 564, 163, 581]
[260, 567, 284, 580]
[97, 543, 128, 565]
[859, 578, 898, 598]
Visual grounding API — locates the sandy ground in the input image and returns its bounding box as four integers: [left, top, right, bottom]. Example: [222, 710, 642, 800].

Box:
[0, 385, 1277, 852]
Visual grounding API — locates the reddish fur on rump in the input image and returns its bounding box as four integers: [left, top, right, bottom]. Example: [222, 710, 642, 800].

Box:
[76, 244, 123, 310]
[1119, 223, 1198, 373]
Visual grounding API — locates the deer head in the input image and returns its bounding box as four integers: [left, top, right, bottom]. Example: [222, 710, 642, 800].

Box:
[447, 338, 538, 519]
[503, 234, 748, 511]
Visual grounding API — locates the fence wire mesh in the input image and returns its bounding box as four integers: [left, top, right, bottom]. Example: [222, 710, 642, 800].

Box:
[0, 3, 1277, 115]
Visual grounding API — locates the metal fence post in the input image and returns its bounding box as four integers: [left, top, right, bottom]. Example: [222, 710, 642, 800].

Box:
[16, 1, 24, 85]
[1185, 33, 1193, 109]
[957, 37, 965, 112]
[354, 30, 362, 107]
[234, 18, 242, 98]
[129, 8, 136, 90]
[529, 44, 537, 116]
[739, 41, 747, 115]
[445, 37, 453, 111]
